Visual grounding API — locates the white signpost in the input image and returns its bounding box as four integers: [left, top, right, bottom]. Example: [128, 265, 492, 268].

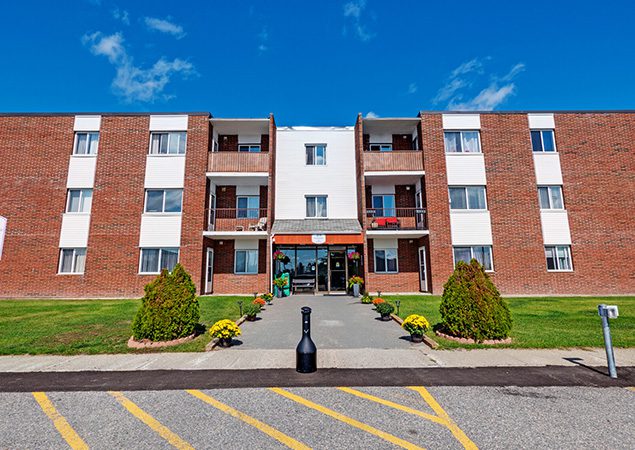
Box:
[0, 216, 6, 260]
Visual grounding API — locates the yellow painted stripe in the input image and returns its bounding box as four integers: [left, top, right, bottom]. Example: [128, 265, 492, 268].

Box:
[408, 387, 478, 450]
[338, 387, 447, 425]
[626, 387, 635, 392]
[270, 387, 425, 450]
[186, 389, 310, 450]
[108, 391, 194, 450]
[32, 392, 88, 450]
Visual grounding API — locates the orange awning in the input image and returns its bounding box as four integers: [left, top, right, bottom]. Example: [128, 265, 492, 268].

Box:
[273, 234, 364, 245]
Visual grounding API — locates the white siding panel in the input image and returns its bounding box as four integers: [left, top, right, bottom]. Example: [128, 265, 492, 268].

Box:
[533, 153, 563, 185]
[149, 115, 188, 131]
[235, 239, 259, 250]
[67, 156, 97, 188]
[442, 114, 481, 130]
[450, 212, 493, 245]
[372, 238, 398, 249]
[445, 154, 487, 185]
[73, 115, 101, 131]
[238, 134, 261, 144]
[369, 133, 392, 143]
[528, 113, 555, 129]
[371, 184, 396, 195]
[236, 185, 261, 196]
[144, 156, 186, 188]
[275, 129, 357, 219]
[540, 211, 572, 245]
[59, 214, 91, 247]
[139, 215, 182, 247]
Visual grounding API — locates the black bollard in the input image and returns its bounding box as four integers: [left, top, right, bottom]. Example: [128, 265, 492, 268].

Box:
[296, 306, 317, 373]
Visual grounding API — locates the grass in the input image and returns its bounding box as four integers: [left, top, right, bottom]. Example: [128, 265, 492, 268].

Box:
[0, 296, 248, 355]
[384, 295, 635, 349]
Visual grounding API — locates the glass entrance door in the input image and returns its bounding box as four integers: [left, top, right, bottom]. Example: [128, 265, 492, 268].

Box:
[328, 250, 347, 292]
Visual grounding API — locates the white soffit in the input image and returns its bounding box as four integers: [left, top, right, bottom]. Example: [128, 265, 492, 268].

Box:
[442, 114, 481, 130]
[528, 113, 555, 129]
[73, 115, 101, 131]
[149, 115, 189, 131]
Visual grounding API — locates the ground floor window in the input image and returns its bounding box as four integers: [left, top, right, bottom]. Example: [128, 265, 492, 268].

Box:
[58, 248, 86, 274]
[453, 245, 493, 271]
[139, 248, 179, 274]
[235, 249, 258, 274]
[545, 245, 573, 271]
[374, 248, 398, 273]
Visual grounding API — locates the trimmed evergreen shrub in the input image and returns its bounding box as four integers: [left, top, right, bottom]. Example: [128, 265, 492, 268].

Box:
[131, 264, 200, 341]
[439, 259, 512, 342]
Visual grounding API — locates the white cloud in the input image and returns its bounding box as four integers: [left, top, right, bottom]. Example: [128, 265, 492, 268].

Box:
[82, 32, 195, 103]
[433, 59, 525, 111]
[407, 83, 418, 94]
[144, 17, 185, 39]
[112, 8, 129, 25]
[365, 111, 379, 118]
[343, 0, 374, 42]
[258, 27, 269, 53]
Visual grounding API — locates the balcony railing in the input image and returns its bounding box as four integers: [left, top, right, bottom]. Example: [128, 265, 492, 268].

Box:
[363, 150, 423, 172]
[208, 151, 270, 173]
[207, 208, 268, 232]
[364, 208, 427, 230]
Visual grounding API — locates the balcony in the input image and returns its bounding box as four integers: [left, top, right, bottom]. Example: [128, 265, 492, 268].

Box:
[206, 208, 268, 232]
[364, 208, 427, 230]
[208, 151, 270, 173]
[363, 151, 423, 172]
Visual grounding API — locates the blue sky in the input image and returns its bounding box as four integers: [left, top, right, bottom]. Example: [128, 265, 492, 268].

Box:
[2, 0, 634, 125]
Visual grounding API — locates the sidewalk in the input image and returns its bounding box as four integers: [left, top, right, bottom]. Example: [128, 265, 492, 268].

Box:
[0, 347, 633, 372]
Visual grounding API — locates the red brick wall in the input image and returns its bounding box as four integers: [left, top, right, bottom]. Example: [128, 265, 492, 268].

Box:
[395, 185, 416, 208]
[261, 134, 269, 152]
[392, 134, 413, 150]
[208, 239, 269, 294]
[218, 135, 238, 152]
[366, 239, 421, 292]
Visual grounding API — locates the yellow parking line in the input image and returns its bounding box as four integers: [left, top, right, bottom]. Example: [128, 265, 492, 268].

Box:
[409, 387, 478, 450]
[186, 389, 310, 450]
[338, 387, 447, 425]
[270, 387, 425, 450]
[32, 392, 88, 450]
[626, 387, 635, 392]
[108, 391, 194, 450]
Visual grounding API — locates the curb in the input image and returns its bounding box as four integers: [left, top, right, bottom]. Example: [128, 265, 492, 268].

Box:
[390, 314, 439, 349]
[205, 315, 248, 352]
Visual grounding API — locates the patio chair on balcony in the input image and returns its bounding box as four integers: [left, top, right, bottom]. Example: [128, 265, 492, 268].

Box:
[249, 217, 267, 231]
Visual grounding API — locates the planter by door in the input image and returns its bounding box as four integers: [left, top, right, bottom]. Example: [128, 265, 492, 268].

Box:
[352, 284, 360, 297]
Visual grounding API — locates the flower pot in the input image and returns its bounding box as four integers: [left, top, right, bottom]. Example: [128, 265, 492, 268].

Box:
[276, 288, 283, 298]
[352, 284, 360, 297]
[246, 315, 257, 322]
[380, 313, 392, 321]
[410, 334, 423, 343]
[218, 337, 232, 347]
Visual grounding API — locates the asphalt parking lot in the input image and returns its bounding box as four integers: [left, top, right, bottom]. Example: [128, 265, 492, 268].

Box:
[2, 385, 633, 449]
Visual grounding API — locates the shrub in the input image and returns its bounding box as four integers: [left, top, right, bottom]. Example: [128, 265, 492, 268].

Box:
[261, 292, 273, 302]
[376, 302, 395, 315]
[209, 320, 241, 339]
[361, 293, 373, 304]
[253, 298, 266, 306]
[402, 314, 430, 336]
[243, 303, 261, 317]
[131, 264, 200, 341]
[372, 297, 385, 306]
[439, 259, 512, 342]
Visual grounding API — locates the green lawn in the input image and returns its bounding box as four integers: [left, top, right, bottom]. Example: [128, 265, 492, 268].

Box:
[384, 295, 635, 349]
[0, 296, 248, 355]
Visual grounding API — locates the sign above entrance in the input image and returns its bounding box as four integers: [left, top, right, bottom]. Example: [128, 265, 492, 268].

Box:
[311, 234, 326, 244]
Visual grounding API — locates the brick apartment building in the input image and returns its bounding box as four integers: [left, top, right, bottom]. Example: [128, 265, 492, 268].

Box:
[0, 111, 633, 298]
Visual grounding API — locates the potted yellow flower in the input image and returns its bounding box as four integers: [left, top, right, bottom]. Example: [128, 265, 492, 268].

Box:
[209, 319, 241, 347]
[401, 314, 430, 343]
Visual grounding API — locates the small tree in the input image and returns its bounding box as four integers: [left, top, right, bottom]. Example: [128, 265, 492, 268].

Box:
[439, 259, 512, 342]
[132, 264, 200, 341]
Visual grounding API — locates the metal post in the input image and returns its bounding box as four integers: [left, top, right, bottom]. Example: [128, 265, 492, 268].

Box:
[395, 300, 401, 317]
[598, 304, 617, 378]
[237, 300, 243, 317]
[296, 307, 317, 373]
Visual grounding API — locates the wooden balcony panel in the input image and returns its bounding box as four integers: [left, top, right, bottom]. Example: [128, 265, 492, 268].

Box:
[363, 151, 424, 172]
[208, 152, 270, 172]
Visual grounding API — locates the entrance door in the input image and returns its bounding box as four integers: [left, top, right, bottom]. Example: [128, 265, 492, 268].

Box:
[418, 246, 427, 292]
[328, 250, 347, 292]
[205, 247, 214, 293]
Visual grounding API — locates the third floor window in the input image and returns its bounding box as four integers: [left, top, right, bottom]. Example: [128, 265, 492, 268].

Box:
[66, 189, 93, 213]
[306, 195, 327, 218]
[531, 130, 556, 152]
[449, 186, 487, 210]
[145, 189, 183, 213]
[306, 144, 326, 165]
[73, 132, 99, 155]
[538, 186, 564, 210]
[149, 132, 186, 155]
[444, 131, 481, 153]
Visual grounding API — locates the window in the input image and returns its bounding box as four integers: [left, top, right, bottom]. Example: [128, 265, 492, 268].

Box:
[449, 186, 487, 210]
[238, 144, 261, 152]
[58, 248, 86, 274]
[372, 194, 396, 217]
[66, 189, 93, 213]
[73, 132, 99, 155]
[144, 189, 183, 213]
[237, 196, 260, 218]
[306, 145, 326, 165]
[235, 249, 258, 274]
[369, 143, 393, 152]
[149, 132, 187, 155]
[545, 245, 572, 271]
[139, 248, 179, 274]
[453, 246, 493, 271]
[306, 196, 327, 218]
[444, 131, 481, 153]
[538, 186, 564, 210]
[374, 248, 398, 273]
[531, 130, 556, 152]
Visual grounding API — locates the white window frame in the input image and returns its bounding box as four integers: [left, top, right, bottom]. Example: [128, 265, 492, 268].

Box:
[369, 143, 393, 152]
[65, 189, 93, 214]
[444, 130, 482, 153]
[238, 144, 261, 152]
[138, 248, 180, 274]
[149, 132, 187, 155]
[305, 195, 328, 218]
[73, 132, 99, 156]
[538, 185, 565, 210]
[448, 186, 488, 211]
[144, 189, 183, 214]
[58, 248, 86, 274]
[305, 144, 327, 166]
[531, 129, 557, 152]
[452, 245, 494, 272]
[545, 245, 573, 272]
[234, 249, 258, 274]
[374, 248, 399, 274]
